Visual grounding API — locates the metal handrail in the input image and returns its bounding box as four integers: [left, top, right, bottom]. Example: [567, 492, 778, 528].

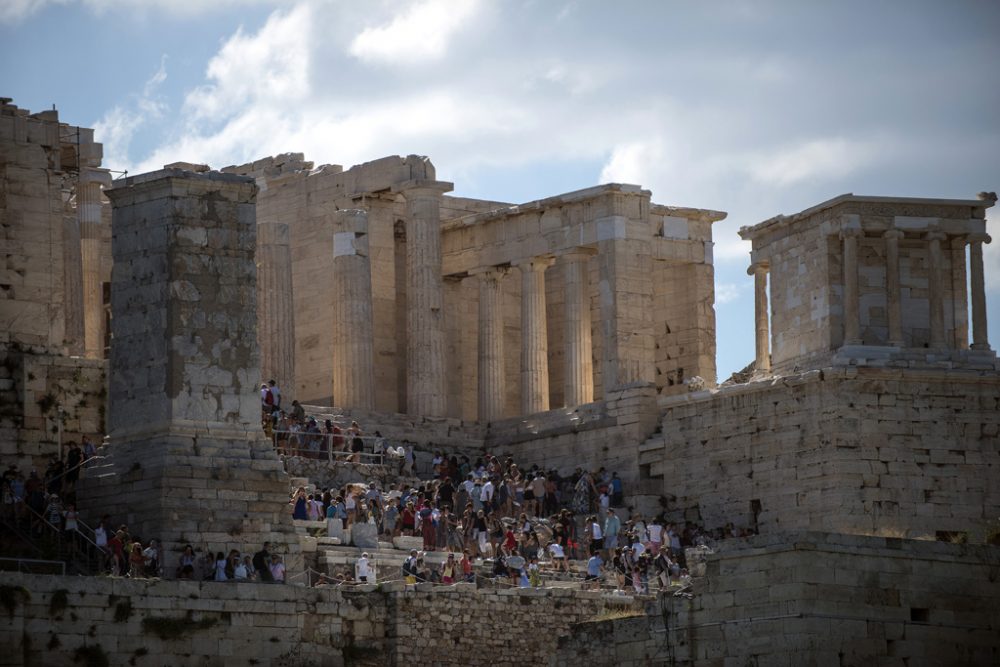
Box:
[0, 557, 66, 575]
[269, 430, 391, 464]
[11, 502, 106, 574]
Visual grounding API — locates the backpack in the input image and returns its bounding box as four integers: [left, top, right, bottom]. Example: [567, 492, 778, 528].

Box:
[264, 389, 275, 406]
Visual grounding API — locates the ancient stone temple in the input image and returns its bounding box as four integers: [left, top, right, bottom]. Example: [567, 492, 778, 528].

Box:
[76, 167, 299, 569]
[228, 155, 722, 421]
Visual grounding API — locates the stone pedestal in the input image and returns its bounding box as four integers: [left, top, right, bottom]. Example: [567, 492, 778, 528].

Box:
[331, 210, 376, 410]
[79, 168, 111, 359]
[395, 179, 453, 417]
[257, 221, 296, 394]
[77, 168, 299, 575]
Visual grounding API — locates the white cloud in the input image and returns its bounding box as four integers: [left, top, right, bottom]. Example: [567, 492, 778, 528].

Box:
[715, 282, 744, 305]
[0, 0, 67, 24]
[92, 55, 168, 172]
[747, 138, 880, 188]
[0, 0, 289, 23]
[348, 0, 483, 66]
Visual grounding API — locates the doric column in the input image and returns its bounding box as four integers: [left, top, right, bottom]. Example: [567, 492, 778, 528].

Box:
[394, 179, 454, 417]
[841, 228, 863, 345]
[748, 261, 770, 373]
[883, 229, 904, 346]
[562, 250, 594, 406]
[79, 167, 111, 359]
[475, 266, 508, 422]
[257, 221, 295, 394]
[969, 232, 992, 350]
[515, 257, 554, 414]
[951, 237, 969, 350]
[926, 231, 947, 348]
[331, 210, 375, 410]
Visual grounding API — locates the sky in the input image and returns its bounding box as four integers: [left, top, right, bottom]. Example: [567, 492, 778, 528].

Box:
[3, 0, 999, 380]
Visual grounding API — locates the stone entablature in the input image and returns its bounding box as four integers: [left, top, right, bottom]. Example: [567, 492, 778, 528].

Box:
[740, 193, 995, 375]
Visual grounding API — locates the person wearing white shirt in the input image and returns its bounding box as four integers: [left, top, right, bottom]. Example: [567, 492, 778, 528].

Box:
[647, 520, 663, 555]
[481, 478, 495, 510]
[356, 553, 372, 583]
[547, 541, 568, 572]
[589, 516, 604, 554]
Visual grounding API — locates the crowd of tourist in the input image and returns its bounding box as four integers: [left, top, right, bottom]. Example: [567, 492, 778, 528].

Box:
[0, 381, 752, 593]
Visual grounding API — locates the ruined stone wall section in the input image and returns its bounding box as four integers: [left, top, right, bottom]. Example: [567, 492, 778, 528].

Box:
[554, 533, 1000, 666]
[0, 104, 69, 352]
[648, 368, 1000, 538]
[489, 384, 660, 491]
[0, 573, 648, 667]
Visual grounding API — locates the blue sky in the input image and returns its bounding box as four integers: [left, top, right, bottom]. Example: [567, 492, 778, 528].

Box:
[3, 0, 999, 380]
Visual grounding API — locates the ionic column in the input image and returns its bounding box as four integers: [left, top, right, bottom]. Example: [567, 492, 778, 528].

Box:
[331, 210, 375, 410]
[257, 221, 295, 394]
[883, 229, 904, 346]
[926, 231, 947, 348]
[748, 261, 770, 373]
[475, 266, 508, 422]
[951, 237, 969, 350]
[562, 251, 594, 406]
[79, 168, 111, 359]
[515, 257, 555, 414]
[394, 180, 453, 417]
[841, 228, 863, 345]
[969, 232, 992, 350]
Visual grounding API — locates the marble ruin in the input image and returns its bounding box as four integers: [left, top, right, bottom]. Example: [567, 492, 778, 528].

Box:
[1, 99, 998, 666]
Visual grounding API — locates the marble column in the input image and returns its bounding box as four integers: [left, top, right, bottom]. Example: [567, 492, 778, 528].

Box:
[926, 231, 947, 348]
[841, 228, 863, 345]
[331, 210, 375, 410]
[951, 237, 969, 350]
[79, 168, 111, 359]
[395, 180, 453, 417]
[476, 266, 508, 422]
[562, 251, 594, 406]
[883, 230, 904, 347]
[257, 221, 295, 394]
[969, 233, 992, 350]
[749, 261, 770, 373]
[516, 257, 554, 414]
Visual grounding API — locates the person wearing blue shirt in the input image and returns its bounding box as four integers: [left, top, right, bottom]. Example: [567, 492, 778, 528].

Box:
[585, 552, 603, 589]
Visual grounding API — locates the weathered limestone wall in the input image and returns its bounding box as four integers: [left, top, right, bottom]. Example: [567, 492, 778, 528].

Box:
[77, 167, 299, 571]
[0, 573, 649, 667]
[488, 384, 660, 494]
[553, 533, 1000, 666]
[0, 101, 111, 469]
[642, 367, 1000, 538]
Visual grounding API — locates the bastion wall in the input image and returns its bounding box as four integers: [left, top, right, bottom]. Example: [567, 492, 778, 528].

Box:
[552, 532, 1000, 666]
[641, 366, 1000, 538]
[0, 572, 649, 667]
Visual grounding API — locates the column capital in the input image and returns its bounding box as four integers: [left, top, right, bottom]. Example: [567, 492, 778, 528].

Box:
[925, 230, 948, 242]
[512, 256, 555, 272]
[391, 179, 454, 196]
[967, 232, 992, 245]
[839, 227, 864, 240]
[746, 260, 769, 276]
[470, 264, 510, 280]
[78, 167, 113, 188]
[882, 229, 905, 240]
[557, 247, 598, 262]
